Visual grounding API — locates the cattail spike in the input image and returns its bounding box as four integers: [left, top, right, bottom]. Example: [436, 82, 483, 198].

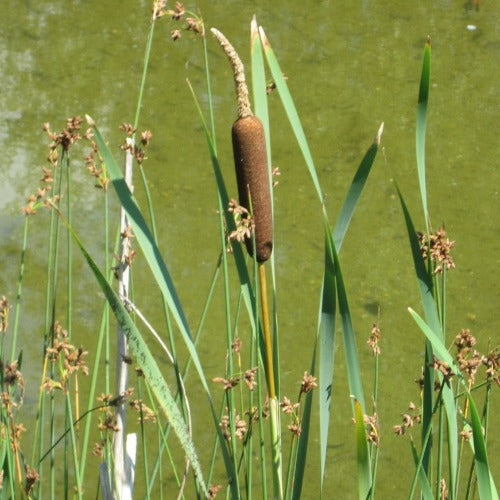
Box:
[210, 28, 252, 118]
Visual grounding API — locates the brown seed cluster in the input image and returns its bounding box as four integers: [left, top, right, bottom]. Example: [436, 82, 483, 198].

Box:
[393, 402, 421, 436]
[367, 323, 381, 356]
[363, 412, 380, 446]
[152, 1, 204, 39]
[43, 321, 89, 392]
[119, 123, 153, 165]
[417, 227, 455, 274]
[22, 116, 93, 215]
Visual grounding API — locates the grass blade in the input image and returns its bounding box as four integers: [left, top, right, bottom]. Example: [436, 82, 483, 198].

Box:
[416, 38, 431, 231]
[324, 212, 365, 410]
[259, 26, 323, 203]
[318, 238, 337, 484]
[468, 395, 497, 500]
[333, 124, 383, 249]
[409, 439, 433, 500]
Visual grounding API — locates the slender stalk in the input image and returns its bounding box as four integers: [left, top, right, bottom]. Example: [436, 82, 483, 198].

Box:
[258, 263, 282, 498]
[10, 216, 29, 359]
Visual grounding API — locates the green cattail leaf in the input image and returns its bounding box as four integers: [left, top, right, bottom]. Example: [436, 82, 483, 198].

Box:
[409, 439, 433, 500]
[416, 38, 431, 230]
[318, 233, 337, 486]
[55, 209, 208, 497]
[291, 345, 316, 500]
[259, 26, 323, 203]
[323, 212, 366, 411]
[251, 17, 272, 183]
[354, 399, 372, 500]
[467, 393, 497, 500]
[333, 123, 383, 249]
[250, 15, 281, 399]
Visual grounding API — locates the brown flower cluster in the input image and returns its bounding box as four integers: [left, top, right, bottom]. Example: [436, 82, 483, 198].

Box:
[394, 402, 421, 436]
[483, 347, 499, 386]
[417, 227, 455, 274]
[455, 329, 482, 384]
[44, 116, 83, 152]
[364, 412, 380, 446]
[300, 371, 317, 394]
[93, 389, 134, 454]
[219, 412, 247, 442]
[119, 123, 153, 165]
[129, 399, 157, 424]
[152, 1, 204, 39]
[24, 464, 39, 496]
[43, 321, 89, 391]
[22, 117, 85, 215]
[367, 323, 381, 356]
[226, 198, 255, 251]
[84, 128, 109, 190]
[208, 484, 222, 499]
[453, 329, 499, 386]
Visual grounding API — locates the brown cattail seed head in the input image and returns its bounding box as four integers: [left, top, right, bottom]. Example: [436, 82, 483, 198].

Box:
[232, 115, 273, 262]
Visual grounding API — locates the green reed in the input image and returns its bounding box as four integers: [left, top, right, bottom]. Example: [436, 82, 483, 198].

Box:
[0, 5, 497, 500]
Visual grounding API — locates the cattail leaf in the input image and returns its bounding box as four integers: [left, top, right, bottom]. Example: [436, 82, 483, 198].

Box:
[333, 123, 383, 249]
[259, 26, 323, 203]
[409, 439, 433, 500]
[251, 16, 281, 397]
[416, 38, 431, 231]
[251, 17, 272, 182]
[467, 394, 497, 500]
[324, 213, 365, 411]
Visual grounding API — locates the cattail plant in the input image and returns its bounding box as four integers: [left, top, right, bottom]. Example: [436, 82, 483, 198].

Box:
[210, 27, 273, 263]
[211, 27, 282, 498]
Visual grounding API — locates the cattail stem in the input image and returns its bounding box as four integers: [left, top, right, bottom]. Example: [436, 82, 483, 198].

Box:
[258, 262, 275, 399]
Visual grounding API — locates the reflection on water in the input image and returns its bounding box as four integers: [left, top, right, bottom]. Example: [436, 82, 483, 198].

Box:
[0, 0, 499, 496]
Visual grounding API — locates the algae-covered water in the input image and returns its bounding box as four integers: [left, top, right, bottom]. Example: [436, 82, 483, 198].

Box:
[1, 0, 498, 497]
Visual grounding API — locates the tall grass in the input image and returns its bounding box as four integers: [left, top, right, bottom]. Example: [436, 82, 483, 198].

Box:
[0, 5, 497, 500]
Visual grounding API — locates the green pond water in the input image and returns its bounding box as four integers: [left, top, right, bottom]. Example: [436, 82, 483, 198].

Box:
[1, 0, 499, 497]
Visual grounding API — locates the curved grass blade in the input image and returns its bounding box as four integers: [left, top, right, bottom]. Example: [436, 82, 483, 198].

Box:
[468, 395, 497, 500]
[416, 38, 431, 232]
[318, 237, 337, 484]
[259, 26, 323, 203]
[409, 439, 433, 500]
[251, 17, 272, 187]
[53, 208, 208, 497]
[333, 123, 384, 249]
